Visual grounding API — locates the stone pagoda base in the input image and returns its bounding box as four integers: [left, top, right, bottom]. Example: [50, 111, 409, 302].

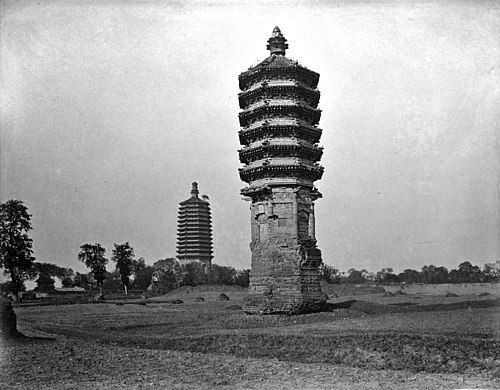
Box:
[243, 238, 325, 314]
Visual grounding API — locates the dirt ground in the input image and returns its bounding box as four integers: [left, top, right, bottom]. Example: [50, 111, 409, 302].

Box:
[1, 337, 496, 390]
[1, 288, 499, 389]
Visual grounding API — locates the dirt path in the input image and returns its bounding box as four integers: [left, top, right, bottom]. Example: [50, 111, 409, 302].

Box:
[1, 336, 497, 390]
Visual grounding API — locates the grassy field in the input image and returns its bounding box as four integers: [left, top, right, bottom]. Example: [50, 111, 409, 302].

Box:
[2, 287, 500, 389]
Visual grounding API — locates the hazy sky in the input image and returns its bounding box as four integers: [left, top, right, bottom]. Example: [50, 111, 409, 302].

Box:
[1, 0, 499, 275]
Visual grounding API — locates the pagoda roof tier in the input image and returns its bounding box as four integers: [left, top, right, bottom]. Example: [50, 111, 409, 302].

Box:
[177, 239, 213, 245]
[177, 247, 213, 251]
[178, 236, 212, 241]
[177, 242, 213, 247]
[178, 215, 211, 220]
[239, 118, 322, 145]
[238, 80, 320, 109]
[240, 183, 323, 199]
[177, 224, 212, 229]
[243, 98, 318, 113]
[178, 207, 211, 213]
[177, 250, 214, 255]
[177, 219, 212, 224]
[239, 55, 319, 90]
[177, 223, 212, 234]
[178, 215, 211, 225]
[238, 158, 324, 184]
[177, 226, 212, 231]
[239, 102, 321, 127]
[241, 156, 321, 170]
[177, 229, 212, 235]
[177, 241, 213, 246]
[177, 232, 213, 237]
[177, 227, 212, 232]
[177, 245, 213, 250]
[177, 255, 213, 260]
[178, 205, 211, 211]
[179, 203, 210, 210]
[177, 223, 212, 229]
[238, 139, 323, 164]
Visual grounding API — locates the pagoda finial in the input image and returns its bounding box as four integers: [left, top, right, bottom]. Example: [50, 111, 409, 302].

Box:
[191, 182, 199, 198]
[267, 26, 288, 55]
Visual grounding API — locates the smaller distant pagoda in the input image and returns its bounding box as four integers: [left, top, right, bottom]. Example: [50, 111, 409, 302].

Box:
[176, 182, 213, 268]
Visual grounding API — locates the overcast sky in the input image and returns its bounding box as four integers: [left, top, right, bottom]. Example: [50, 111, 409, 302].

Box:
[1, 0, 498, 276]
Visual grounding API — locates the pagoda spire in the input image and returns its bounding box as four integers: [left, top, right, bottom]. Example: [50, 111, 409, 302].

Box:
[190, 182, 199, 198]
[266, 26, 288, 55]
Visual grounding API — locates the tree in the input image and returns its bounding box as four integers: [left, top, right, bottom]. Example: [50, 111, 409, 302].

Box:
[182, 262, 209, 286]
[132, 257, 147, 275]
[397, 268, 421, 284]
[60, 267, 76, 287]
[151, 258, 181, 294]
[210, 264, 236, 285]
[77, 243, 108, 293]
[451, 261, 482, 283]
[130, 257, 153, 291]
[375, 268, 399, 284]
[0, 200, 36, 297]
[346, 268, 367, 284]
[111, 242, 135, 295]
[319, 264, 341, 284]
[73, 272, 90, 289]
[482, 261, 500, 282]
[234, 269, 250, 287]
[421, 265, 449, 284]
[102, 270, 122, 291]
[131, 265, 154, 291]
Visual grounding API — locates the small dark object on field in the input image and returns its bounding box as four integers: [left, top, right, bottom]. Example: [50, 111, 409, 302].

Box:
[446, 292, 458, 297]
[218, 293, 230, 301]
[0, 297, 24, 339]
[479, 292, 491, 296]
[170, 299, 183, 304]
[225, 304, 242, 310]
[383, 291, 395, 297]
[93, 293, 105, 302]
[195, 297, 205, 302]
[139, 302, 147, 306]
[394, 290, 406, 295]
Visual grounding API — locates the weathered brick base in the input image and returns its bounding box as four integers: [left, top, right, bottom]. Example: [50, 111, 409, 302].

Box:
[243, 239, 325, 314]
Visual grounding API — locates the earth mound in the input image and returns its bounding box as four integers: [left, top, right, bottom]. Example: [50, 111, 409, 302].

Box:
[225, 304, 242, 310]
[218, 293, 230, 301]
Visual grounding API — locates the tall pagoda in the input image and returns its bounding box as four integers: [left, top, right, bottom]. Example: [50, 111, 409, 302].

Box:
[238, 27, 325, 314]
[176, 182, 213, 268]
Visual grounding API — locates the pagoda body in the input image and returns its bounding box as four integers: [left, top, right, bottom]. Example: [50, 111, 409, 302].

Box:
[238, 27, 325, 314]
[176, 182, 213, 268]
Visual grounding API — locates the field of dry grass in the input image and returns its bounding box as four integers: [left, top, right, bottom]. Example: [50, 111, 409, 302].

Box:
[1, 287, 499, 389]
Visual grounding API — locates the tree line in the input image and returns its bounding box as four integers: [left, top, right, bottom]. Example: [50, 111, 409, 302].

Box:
[0, 199, 249, 297]
[319, 262, 500, 285]
[1, 199, 499, 297]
